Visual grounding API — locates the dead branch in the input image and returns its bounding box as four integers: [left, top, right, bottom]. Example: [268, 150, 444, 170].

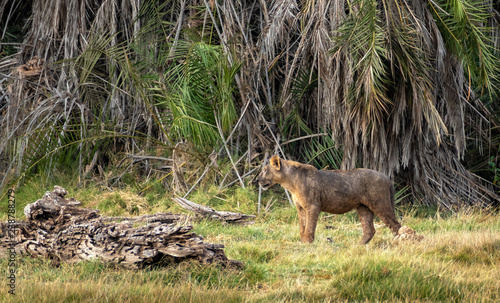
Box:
[173, 197, 255, 225]
[0, 186, 241, 269]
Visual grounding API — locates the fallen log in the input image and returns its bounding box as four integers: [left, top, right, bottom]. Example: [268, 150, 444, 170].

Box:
[173, 197, 256, 225]
[0, 186, 242, 269]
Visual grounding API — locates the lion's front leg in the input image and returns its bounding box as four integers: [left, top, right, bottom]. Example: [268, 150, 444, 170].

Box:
[303, 207, 320, 243]
[296, 205, 306, 241]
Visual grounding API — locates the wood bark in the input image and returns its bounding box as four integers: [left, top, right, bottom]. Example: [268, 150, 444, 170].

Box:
[0, 186, 242, 269]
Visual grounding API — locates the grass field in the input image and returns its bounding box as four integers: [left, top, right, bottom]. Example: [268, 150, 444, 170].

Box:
[1, 179, 499, 302]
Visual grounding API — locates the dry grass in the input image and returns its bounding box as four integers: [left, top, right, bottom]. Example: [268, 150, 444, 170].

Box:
[1, 185, 499, 302]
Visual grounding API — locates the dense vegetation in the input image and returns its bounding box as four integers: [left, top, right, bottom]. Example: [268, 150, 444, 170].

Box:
[0, 0, 499, 207]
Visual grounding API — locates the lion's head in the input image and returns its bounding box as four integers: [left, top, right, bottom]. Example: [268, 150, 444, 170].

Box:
[257, 155, 283, 190]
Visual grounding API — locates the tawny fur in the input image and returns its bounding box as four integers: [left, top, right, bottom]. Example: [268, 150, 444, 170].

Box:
[257, 155, 401, 244]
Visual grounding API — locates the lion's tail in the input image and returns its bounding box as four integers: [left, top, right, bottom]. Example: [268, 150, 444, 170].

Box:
[390, 183, 402, 234]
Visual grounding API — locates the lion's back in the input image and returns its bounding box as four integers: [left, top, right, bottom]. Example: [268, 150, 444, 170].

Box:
[308, 168, 392, 211]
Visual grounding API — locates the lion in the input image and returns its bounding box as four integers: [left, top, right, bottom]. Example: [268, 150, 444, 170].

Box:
[257, 155, 401, 244]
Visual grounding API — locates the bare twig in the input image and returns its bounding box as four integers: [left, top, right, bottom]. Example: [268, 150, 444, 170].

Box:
[214, 111, 245, 188]
[173, 197, 255, 225]
[281, 133, 329, 145]
[167, 0, 186, 59]
[125, 154, 173, 162]
[221, 166, 259, 189]
[184, 163, 212, 198]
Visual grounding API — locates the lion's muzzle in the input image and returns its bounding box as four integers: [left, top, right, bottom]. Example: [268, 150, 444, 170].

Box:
[258, 181, 272, 190]
[256, 174, 272, 190]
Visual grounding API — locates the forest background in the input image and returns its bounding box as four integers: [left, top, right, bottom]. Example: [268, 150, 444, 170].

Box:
[0, 0, 499, 207]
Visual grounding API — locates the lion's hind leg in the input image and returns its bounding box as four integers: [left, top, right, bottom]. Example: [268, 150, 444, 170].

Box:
[373, 208, 401, 237]
[357, 205, 375, 244]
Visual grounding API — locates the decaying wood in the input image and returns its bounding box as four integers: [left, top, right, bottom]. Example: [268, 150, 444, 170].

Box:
[0, 186, 241, 269]
[173, 197, 255, 225]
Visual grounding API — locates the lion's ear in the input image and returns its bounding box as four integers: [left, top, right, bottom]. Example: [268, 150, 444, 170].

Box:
[269, 155, 281, 170]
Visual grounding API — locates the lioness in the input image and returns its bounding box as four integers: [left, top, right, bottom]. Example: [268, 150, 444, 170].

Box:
[257, 156, 401, 244]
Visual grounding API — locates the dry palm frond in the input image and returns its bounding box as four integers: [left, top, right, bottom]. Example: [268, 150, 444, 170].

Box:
[0, 0, 159, 188]
[259, 0, 298, 62]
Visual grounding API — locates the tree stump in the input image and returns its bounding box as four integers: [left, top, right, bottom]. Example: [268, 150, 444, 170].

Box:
[0, 186, 242, 269]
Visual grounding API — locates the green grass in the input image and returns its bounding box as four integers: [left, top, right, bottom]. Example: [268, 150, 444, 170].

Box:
[1, 179, 499, 302]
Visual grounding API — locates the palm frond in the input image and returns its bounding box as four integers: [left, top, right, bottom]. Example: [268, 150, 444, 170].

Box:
[429, 0, 500, 93]
[157, 41, 240, 150]
[303, 132, 343, 170]
[334, 0, 391, 132]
